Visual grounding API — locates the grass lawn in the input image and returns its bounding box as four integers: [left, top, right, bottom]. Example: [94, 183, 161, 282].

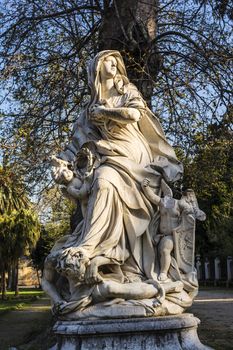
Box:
[5, 288, 44, 296]
[0, 288, 45, 314]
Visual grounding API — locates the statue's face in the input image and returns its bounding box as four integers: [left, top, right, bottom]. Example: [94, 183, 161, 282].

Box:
[52, 166, 73, 184]
[100, 55, 117, 79]
[62, 168, 74, 182]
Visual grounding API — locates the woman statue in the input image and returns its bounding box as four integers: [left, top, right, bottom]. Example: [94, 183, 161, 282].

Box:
[42, 51, 199, 319]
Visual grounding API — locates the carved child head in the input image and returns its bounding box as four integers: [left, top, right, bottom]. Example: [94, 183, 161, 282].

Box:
[56, 248, 90, 282]
[51, 155, 74, 184]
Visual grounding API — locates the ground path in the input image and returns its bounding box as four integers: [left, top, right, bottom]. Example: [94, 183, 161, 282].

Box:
[0, 296, 52, 350]
[190, 288, 233, 350]
[0, 288, 232, 349]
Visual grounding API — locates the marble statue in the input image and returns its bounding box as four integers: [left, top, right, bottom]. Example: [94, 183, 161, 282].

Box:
[42, 50, 205, 320]
[142, 179, 206, 282]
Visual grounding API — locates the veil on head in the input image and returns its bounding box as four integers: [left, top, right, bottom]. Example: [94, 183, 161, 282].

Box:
[87, 50, 129, 105]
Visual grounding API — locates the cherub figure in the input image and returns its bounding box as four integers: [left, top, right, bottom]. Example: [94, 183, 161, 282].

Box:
[51, 156, 88, 197]
[142, 179, 205, 282]
[41, 149, 96, 314]
[51, 146, 95, 213]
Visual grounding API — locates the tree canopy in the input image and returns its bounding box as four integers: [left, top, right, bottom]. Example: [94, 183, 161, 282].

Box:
[0, 165, 40, 296]
[0, 0, 232, 195]
[0, 1, 232, 259]
[183, 109, 233, 257]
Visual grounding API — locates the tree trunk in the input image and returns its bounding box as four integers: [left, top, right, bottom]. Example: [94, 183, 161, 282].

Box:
[36, 268, 41, 289]
[10, 261, 19, 295]
[11, 262, 17, 291]
[1, 267, 6, 300]
[7, 265, 12, 290]
[99, 0, 160, 106]
[14, 260, 19, 296]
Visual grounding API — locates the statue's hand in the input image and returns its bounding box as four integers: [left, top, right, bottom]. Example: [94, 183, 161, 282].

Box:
[90, 104, 106, 121]
[142, 178, 150, 187]
[84, 257, 103, 284]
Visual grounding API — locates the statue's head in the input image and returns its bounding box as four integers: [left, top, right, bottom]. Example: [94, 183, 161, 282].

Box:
[88, 50, 129, 102]
[99, 55, 117, 80]
[51, 155, 74, 184]
[56, 249, 90, 282]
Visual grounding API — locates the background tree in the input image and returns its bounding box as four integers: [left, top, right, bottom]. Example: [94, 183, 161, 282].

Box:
[0, 0, 232, 258]
[31, 225, 62, 287]
[183, 107, 233, 257]
[0, 165, 40, 297]
[32, 186, 75, 284]
[0, 0, 232, 193]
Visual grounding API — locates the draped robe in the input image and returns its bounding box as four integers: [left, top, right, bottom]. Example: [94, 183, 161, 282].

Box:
[50, 51, 184, 313]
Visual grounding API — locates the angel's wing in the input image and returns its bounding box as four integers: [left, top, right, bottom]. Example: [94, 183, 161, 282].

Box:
[161, 178, 173, 198]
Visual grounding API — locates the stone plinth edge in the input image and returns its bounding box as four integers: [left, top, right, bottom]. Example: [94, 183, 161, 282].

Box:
[50, 313, 213, 350]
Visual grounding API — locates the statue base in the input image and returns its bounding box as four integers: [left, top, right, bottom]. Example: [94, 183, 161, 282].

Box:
[50, 313, 212, 350]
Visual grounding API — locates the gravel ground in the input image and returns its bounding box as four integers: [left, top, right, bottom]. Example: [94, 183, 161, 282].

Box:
[189, 288, 233, 350]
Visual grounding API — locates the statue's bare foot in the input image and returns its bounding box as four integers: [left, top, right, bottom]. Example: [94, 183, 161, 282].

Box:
[158, 272, 168, 281]
[171, 281, 184, 293]
[162, 280, 184, 294]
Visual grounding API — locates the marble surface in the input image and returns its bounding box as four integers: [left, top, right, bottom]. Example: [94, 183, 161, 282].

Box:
[43, 50, 205, 319]
[50, 313, 213, 350]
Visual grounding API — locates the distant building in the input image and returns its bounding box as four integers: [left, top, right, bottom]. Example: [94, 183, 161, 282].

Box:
[18, 257, 40, 288]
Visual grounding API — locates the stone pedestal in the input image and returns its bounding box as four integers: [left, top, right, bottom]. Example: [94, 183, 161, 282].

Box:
[50, 313, 212, 350]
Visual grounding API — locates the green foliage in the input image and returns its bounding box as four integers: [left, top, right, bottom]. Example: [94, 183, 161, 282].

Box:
[0, 165, 41, 286]
[0, 0, 232, 260]
[31, 224, 66, 272]
[0, 166, 30, 214]
[0, 0, 232, 195]
[183, 114, 233, 256]
[0, 209, 40, 264]
[32, 186, 75, 271]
